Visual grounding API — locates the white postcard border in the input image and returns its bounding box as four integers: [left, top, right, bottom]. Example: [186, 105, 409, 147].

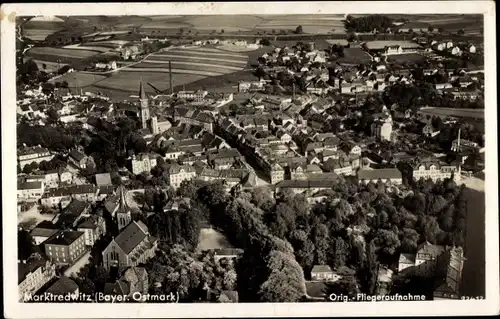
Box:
[2, 1, 498, 318]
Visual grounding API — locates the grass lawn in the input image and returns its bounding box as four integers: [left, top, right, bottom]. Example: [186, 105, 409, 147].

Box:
[337, 47, 371, 64]
[387, 53, 425, 64]
[195, 227, 234, 253]
[49, 72, 107, 87]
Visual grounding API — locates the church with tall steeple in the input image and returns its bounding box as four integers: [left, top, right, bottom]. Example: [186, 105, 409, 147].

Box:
[116, 185, 132, 232]
[138, 81, 150, 129]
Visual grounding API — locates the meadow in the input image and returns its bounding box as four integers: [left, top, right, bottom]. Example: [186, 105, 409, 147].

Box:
[91, 71, 206, 94]
[48, 72, 107, 88]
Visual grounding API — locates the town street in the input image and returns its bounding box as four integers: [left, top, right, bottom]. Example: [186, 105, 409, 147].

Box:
[459, 175, 485, 298]
[64, 250, 91, 278]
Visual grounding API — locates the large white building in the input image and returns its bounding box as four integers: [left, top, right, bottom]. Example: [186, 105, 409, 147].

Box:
[130, 153, 158, 175]
[371, 113, 393, 142]
[164, 165, 197, 189]
[412, 161, 460, 182]
[398, 241, 446, 276]
[18, 181, 45, 202]
[18, 147, 54, 169]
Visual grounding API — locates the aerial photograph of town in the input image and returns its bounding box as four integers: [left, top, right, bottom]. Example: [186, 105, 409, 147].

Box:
[15, 13, 486, 304]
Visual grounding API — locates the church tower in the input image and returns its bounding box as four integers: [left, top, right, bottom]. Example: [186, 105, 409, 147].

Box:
[116, 185, 132, 232]
[139, 81, 150, 129]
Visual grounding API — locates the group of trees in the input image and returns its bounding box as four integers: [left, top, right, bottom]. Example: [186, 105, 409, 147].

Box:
[145, 244, 237, 301]
[344, 15, 394, 33]
[196, 182, 307, 302]
[190, 170, 467, 297]
[17, 123, 81, 152]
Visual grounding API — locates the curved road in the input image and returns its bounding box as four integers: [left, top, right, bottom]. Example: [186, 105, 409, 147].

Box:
[459, 176, 485, 298]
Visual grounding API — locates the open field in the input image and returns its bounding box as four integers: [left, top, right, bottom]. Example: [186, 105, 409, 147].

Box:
[184, 15, 263, 31]
[34, 60, 66, 72]
[255, 14, 345, 34]
[49, 72, 107, 87]
[86, 40, 130, 48]
[387, 53, 425, 64]
[23, 29, 59, 41]
[196, 227, 234, 253]
[326, 39, 349, 46]
[63, 44, 112, 53]
[143, 54, 247, 65]
[139, 22, 192, 29]
[123, 46, 249, 77]
[337, 47, 371, 64]
[418, 107, 484, 120]
[27, 46, 101, 59]
[92, 71, 206, 93]
[365, 40, 421, 50]
[217, 44, 261, 52]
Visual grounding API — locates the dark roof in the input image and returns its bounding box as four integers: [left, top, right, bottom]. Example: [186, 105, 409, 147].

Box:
[62, 199, 89, 217]
[46, 276, 79, 295]
[99, 185, 115, 195]
[34, 220, 57, 229]
[30, 228, 58, 239]
[69, 149, 86, 162]
[18, 260, 46, 284]
[44, 231, 84, 246]
[276, 179, 337, 189]
[18, 181, 43, 190]
[77, 216, 100, 229]
[357, 168, 402, 180]
[42, 184, 98, 197]
[114, 221, 149, 254]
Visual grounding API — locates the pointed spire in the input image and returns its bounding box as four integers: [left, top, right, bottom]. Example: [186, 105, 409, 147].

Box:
[119, 185, 128, 212]
[139, 80, 147, 100]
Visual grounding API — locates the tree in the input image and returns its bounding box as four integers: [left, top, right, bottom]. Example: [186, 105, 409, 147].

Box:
[254, 66, 267, 80]
[400, 228, 420, 252]
[295, 25, 304, 34]
[457, 28, 465, 35]
[331, 237, 349, 269]
[438, 27, 444, 33]
[373, 229, 401, 255]
[259, 38, 271, 46]
[289, 229, 315, 271]
[258, 250, 306, 302]
[427, 26, 434, 32]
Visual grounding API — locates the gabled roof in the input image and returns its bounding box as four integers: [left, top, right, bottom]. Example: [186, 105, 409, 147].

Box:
[312, 265, 333, 273]
[44, 231, 84, 246]
[46, 276, 79, 295]
[358, 168, 402, 180]
[399, 253, 416, 265]
[69, 149, 86, 162]
[114, 221, 149, 255]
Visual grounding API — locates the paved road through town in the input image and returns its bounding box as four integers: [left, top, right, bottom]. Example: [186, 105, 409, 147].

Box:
[459, 175, 486, 298]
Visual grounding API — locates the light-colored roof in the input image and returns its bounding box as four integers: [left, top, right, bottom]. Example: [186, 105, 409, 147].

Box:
[312, 265, 333, 273]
